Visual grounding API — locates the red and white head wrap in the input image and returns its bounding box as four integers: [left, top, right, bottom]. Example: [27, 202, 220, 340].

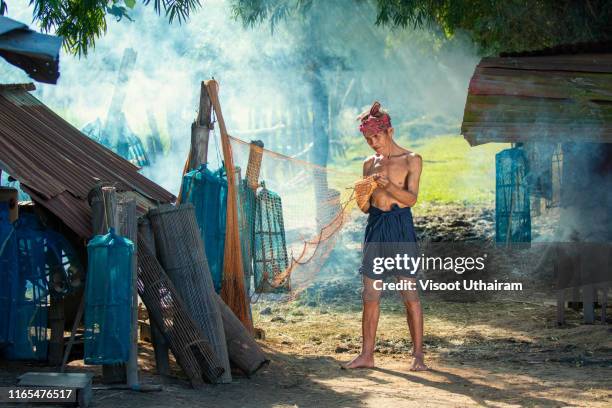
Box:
[358, 101, 392, 137]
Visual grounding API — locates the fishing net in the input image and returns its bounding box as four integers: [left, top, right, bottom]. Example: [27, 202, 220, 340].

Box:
[227, 135, 363, 298]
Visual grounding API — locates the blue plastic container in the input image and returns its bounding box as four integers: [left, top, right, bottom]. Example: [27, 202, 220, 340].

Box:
[84, 228, 134, 365]
[0, 203, 18, 349]
[181, 164, 228, 293]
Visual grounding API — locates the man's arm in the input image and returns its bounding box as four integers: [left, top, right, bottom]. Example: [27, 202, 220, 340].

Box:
[377, 154, 422, 207]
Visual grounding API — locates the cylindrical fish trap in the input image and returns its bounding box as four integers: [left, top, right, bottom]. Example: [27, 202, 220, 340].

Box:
[149, 204, 232, 383]
[254, 182, 290, 293]
[136, 226, 224, 386]
[214, 292, 268, 376]
[84, 228, 133, 365]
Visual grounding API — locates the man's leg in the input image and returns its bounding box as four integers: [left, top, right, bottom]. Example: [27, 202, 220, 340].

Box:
[397, 276, 428, 371]
[344, 275, 381, 368]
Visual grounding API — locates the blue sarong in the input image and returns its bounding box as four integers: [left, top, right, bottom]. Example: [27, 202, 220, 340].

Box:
[359, 203, 420, 279]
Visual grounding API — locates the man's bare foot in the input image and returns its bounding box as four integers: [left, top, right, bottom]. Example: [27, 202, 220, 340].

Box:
[410, 352, 428, 371]
[342, 353, 375, 369]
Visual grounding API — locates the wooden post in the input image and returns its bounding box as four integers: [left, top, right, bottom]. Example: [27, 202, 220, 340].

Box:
[61, 294, 85, 373]
[117, 195, 139, 388]
[189, 81, 213, 170]
[177, 81, 214, 204]
[601, 284, 609, 323]
[556, 289, 565, 325]
[48, 296, 65, 366]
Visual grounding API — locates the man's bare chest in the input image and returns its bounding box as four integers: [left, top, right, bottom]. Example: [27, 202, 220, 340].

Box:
[369, 156, 410, 187]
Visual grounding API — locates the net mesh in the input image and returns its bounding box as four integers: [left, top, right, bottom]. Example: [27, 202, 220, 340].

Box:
[227, 135, 363, 298]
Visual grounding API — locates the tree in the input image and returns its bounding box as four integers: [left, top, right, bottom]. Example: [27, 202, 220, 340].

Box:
[1, 0, 202, 56]
[232, 0, 612, 55]
[232, 0, 381, 228]
[374, 0, 612, 54]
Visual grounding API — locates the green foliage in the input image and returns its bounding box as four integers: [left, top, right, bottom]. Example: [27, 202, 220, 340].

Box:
[373, 0, 612, 54]
[231, 0, 313, 31]
[24, 0, 201, 56]
[232, 0, 612, 54]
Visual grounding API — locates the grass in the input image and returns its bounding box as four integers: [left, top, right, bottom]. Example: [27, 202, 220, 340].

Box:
[331, 133, 510, 206]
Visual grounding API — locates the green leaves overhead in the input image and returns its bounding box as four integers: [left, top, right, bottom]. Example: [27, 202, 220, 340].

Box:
[27, 0, 202, 56]
[231, 0, 612, 54]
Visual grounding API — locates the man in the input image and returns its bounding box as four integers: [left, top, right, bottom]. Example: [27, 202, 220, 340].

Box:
[345, 101, 427, 371]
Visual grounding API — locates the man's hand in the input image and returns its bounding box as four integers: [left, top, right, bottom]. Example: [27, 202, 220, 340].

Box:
[374, 174, 392, 190]
[354, 176, 377, 213]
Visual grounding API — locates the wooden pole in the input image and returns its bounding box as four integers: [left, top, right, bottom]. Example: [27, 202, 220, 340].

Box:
[190, 81, 213, 170]
[60, 294, 85, 372]
[177, 82, 213, 203]
[117, 195, 139, 388]
[48, 296, 65, 366]
[205, 79, 253, 333]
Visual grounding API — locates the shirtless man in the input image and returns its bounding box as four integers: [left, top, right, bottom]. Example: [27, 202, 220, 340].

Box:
[344, 101, 427, 371]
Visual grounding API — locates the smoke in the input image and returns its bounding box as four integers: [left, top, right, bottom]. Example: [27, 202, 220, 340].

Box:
[1, 0, 480, 195]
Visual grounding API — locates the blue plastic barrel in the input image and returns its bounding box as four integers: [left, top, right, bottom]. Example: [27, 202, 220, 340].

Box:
[84, 228, 134, 365]
[181, 164, 228, 293]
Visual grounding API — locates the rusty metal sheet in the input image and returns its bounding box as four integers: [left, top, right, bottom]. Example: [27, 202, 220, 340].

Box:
[0, 84, 175, 239]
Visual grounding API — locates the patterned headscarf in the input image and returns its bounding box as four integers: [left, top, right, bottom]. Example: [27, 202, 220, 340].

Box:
[358, 101, 392, 137]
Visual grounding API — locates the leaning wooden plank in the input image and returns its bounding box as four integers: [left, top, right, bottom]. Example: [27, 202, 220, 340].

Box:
[214, 293, 268, 376]
[136, 226, 224, 386]
[149, 204, 232, 383]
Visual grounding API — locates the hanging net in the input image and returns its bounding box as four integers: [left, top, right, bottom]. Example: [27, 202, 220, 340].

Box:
[226, 135, 364, 299]
[181, 164, 228, 293]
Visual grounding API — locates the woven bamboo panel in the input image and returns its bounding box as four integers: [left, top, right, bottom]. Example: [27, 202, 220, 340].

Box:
[136, 226, 224, 386]
[149, 204, 232, 383]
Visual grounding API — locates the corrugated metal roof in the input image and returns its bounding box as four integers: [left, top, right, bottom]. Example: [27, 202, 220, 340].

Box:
[461, 52, 612, 146]
[0, 84, 175, 238]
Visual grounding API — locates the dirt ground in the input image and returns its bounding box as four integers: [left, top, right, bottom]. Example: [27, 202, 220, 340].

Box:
[1, 203, 610, 407]
[2, 293, 610, 408]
